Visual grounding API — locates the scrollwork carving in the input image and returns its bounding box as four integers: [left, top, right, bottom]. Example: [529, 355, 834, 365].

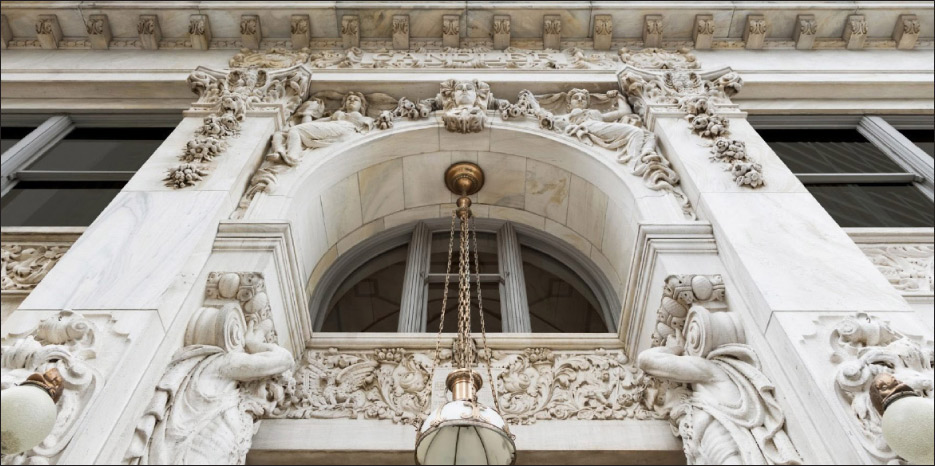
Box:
[826, 313, 934, 463]
[1, 311, 104, 464]
[619, 47, 699, 70]
[125, 272, 294, 465]
[859, 244, 934, 293]
[1, 244, 69, 292]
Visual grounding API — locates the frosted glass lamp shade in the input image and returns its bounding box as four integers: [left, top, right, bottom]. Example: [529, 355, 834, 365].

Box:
[881, 395, 935, 465]
[416, 400, 516, 465]
[1, 384, 58, 455]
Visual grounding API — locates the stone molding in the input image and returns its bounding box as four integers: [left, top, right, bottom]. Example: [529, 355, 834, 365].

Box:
[1, 228, 83, 296]
[847, 228, 935, 298]
[5, 4, 928, 51]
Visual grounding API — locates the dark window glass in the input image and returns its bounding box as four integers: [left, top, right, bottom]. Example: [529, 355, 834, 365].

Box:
[0, 181, 124, 226]
[26, 127, 173, 172]
[1, 127, 35, 155]
[759, 129, 903, 173]
[321, 245, 407, 332]
[807, 184, 935, 228]
[430, 231, 498, 274]
[521, 247, 607, 333]
[900, 129, 935, 158]
[426, 282, 502, 333]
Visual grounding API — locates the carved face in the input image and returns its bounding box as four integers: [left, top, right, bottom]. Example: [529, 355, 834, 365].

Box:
[453, 81, 478, 106]
[344, 94, 363, 113]
[568, 90, 589, 110]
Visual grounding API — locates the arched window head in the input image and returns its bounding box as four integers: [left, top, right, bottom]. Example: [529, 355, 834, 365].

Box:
[312, 219, 619, 334]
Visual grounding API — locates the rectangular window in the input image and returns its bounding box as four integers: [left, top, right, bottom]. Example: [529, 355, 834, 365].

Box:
[760, 128, 934, 228]
[2, 125, 173, 227]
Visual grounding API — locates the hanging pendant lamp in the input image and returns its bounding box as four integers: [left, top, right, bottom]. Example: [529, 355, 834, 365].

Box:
[415, 162, 517, 465]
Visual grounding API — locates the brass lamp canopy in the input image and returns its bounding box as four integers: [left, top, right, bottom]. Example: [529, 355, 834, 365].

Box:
[445, 162, 485, 196]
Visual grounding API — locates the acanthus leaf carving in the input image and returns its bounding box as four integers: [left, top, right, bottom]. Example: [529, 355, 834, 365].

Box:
[859, 244, 934, 293]
[125, 272, 294, 465]
[1, 244, 69, 291]
[619, 47, 699, 70]
[1, 310, 105, 464]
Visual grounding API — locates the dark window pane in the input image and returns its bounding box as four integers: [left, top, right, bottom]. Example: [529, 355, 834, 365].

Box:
[321, 245, 407, 332]
[430, 231, 498, 274]
[900, 129, 935, 158]
[1, 127, 35, 155]
[521, 247, 607, 333]
[807, 184, 935, 228]
[426, 281, 502, 333]
[26, 127, 173, 172]
[760, 129, 903, 173]
[0, 182, 123, 226]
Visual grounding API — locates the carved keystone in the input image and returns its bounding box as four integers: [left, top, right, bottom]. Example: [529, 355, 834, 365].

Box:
[693, 14, 714, 50]
[341, 15, 359, 48]
[138, 15, 162, 50]
[493, 15, 510, 50]
[743, 14, 767, 49]
[793, 14, 817, 50]
[442, 15, 460, 48]
[392, 15, 409, 50]
[643, 15, 663, 48]
[893, 14, 919, 50]
[843, 14, 867, 50]
[35, 14, 62, 49]
[543, 15, 561, 50]
[86, 14, 111, 49]
[240, 15, 261, 50]
[189, 14, 211, 50]
[593, 14, 613, 50]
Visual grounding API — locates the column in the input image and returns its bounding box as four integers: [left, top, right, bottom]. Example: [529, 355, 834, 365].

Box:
[621, 66, 930, 464]
[398, 222, 430, 332]
[497, 222, 531, 332]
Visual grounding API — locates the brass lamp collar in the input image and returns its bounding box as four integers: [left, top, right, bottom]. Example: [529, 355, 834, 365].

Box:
[446, 369, 484, 402]
[21, 368, 64, 403]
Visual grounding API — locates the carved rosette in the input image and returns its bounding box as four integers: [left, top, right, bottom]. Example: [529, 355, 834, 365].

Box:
[270, 346, 667, 426]
[825, 313, 934, 463]
[1, 311, 104, 464]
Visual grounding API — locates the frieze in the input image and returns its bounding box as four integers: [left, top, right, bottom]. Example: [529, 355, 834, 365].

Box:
[270, 346, 667, 426]
[858, 244, 935, 294]
[1, 243, 70, 292]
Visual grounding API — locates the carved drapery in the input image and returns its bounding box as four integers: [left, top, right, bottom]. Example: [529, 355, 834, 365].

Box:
[124, 272, 295, 465]
[638, 275, 802, 465]
[1, 311, 105, 465]
[824, 313, 934, 463]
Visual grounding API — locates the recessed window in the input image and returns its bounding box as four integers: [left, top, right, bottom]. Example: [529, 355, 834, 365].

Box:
[901, 129, 934, 158]
[1, 127, 35, 155]
[760, 128, 934, 228]
[315, 221, 617, 334]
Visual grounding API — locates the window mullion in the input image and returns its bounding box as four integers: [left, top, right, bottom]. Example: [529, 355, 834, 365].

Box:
[398, 221, 431, 332]
[1, 115, 75, 196]
[497, 222, 530, 333]
[858, 116, 934, 200]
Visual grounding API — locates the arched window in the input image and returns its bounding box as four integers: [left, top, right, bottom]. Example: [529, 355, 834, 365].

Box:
[312, 219, 619, 333]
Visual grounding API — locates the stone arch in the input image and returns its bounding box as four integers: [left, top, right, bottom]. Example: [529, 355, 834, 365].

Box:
[243, 120, 690, 331]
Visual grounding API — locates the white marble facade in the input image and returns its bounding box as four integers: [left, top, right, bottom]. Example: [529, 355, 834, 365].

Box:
[1, 2, 933, 465]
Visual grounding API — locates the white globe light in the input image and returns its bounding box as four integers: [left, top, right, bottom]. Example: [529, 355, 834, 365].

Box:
[416, 400, 516, 465]
[1, 384, 58, 455]
[881, 395, 935, 465]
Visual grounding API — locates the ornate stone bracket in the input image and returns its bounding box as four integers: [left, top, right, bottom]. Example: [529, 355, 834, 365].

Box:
[638, 275, 802, 465]
[124, 272, 295, 465]
[822, 313, 934, 463]
[1, 311, 105, 464]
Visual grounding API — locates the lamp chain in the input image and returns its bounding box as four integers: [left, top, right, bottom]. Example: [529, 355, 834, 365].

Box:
[422, 209, 458, 428]
[471, 216, 506, 422]
[456, 208, 474, 372]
